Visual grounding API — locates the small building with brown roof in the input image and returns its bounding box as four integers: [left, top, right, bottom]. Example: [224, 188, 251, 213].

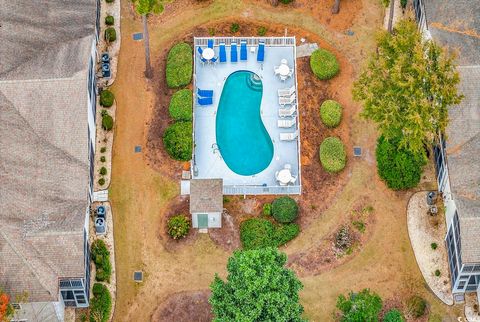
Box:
[189, 179, 223, 229]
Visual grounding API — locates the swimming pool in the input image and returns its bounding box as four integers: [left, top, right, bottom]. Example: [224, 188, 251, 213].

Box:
[216, 71, 274, 176]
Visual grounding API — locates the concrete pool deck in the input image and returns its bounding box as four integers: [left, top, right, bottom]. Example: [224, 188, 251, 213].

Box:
[192, 37, 301, 195]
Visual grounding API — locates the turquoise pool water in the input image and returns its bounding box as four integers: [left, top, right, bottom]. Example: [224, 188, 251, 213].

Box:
[216, 71, 274, 176]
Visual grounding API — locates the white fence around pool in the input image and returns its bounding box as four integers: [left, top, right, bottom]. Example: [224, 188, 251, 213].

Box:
[223, 185, 301, 195]
[194, 36, 296, 47]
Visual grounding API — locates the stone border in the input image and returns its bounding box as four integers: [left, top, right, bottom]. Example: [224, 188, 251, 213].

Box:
[94, 99, 116, 191]
[406, 191, 454, 305]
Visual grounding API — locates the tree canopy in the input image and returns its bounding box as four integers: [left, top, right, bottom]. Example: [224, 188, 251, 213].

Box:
[209, 247, 305, 322]
[353, 18, 462, 155]
[336, 288, 383, 322]
[133, 0, 164, 15]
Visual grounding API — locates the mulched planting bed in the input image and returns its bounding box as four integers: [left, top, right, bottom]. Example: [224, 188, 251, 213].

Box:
[151, 290, 213, 322]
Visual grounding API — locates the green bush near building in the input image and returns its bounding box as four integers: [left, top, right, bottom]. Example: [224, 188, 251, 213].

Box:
[166, 43, 193, 88]
[104, 27, 116, 42]
[319, 137, 346, 173]
[169, 89, 193, 121]
[167, 215, 190, 239]
[310, 49, 340, 80]
[272, 196, 299, 223]
[163, 121, 193, 161]
[240, 218, 300, 250]
[102, 114, 114, 131]
[320, 100, 342, 128]
[100, 90, 114, 107]
[105, 15, 114, 26]
[91, 239, 112, 282]
[89, 283, 112, 322]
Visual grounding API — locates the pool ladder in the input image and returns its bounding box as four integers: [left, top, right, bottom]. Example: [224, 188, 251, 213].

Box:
[212, 143, 222, 159]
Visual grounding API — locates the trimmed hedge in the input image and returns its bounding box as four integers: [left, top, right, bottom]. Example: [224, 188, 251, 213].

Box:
[319, 137, 346, 173]
[102, 114, 114, 131]
[167, 215, 190, 239]
[169, 89, 193, 121]
[320, 100, 342, 128]
[105, 15, 114, 26]
[272, 197, 298, 223]
[376, 136, 426, 190]
[91, 239, 112, 282]
[163, 122, 193, 161]
[310, 49, 340, 80]
[100, 90, 114, 107]
[240, 218, 300, 250]
[383, 309, 405, 322]
[166, 43, 193, 88]
[89, 283, 112, 322]
[104, 27, 116, 42]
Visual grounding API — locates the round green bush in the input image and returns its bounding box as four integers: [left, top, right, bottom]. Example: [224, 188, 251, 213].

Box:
[105, 15, 114, 26]
[320, 100, 342, 128]
[240, 218, 275, 250]
[167, 215, 190, 239]
[99, 167, 107, 175]
[100, 156, 106, 162]
[257, 26, 267, 36]
[98, 178, 105, 185]
[406, 295, 426, 318]
[383, 309, 405, 322]
[272, 196, 298, 223]
[376, 136, 426, 190]
[104, 27, 116, 42]
[431, 242, 438, 250]
[166, 43, 193, 88]
[230, 23, 240, 33]
[319, 137, 346, 173]
[310, 49, 340, 80]
[435, 269, 441, 276]
[169, 89, 193, 121]
[100, 90, 114, 107]
[163, 122, 193, 161]
[102, 114, 114, 131]
[100, 147, 107, 153]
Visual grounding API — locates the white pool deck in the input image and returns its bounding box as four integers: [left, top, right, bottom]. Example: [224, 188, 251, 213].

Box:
[192, 37, 301, 195]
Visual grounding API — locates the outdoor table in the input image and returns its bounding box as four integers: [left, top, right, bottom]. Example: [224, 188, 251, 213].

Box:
[278, 64, 290, 76]
[277, 169, 293, 185]
[202, 48, 214, 60]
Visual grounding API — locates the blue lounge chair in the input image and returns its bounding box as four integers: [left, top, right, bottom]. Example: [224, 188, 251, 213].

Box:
[219, 43, 227, 63]
[240, 41, 247, 61]
[231, 43, 238, 63]
[207, 39, 214, 49]
[197, 47, 203, 56]
[257, 42, 265, 62]
[197, 89, 214, 97]
[198, 96, 213, 106]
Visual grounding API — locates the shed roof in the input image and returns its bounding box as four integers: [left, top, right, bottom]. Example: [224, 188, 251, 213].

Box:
[190, 179, 224, 213]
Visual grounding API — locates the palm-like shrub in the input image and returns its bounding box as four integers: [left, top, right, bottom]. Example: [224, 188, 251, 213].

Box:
[319, 137, 346, 173]
[169, 89, 193, 121]
[163, 122, 193, 161]
[310, 49, 339, 80]
[320, 100, 342, 128]
[272, 196, 298, 223]
[167, 215, 190, 239]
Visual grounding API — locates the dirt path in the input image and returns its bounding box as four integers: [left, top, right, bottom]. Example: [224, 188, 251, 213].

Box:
[110, 0, 464, 321]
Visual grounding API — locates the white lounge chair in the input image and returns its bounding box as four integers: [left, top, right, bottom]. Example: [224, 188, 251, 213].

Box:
[278, 86, 295, 97]
[277, 118, 295, 128]
[280, 131, 298, 141]
[279, 94, 296, 106]
[278, 105, 296, 117]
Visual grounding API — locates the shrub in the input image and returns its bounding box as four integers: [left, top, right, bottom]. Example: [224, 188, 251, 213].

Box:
[431, 242, 438, 250]
[104, 27, 116, 42]
[102, 114, 114, 131]
[406, 295, 427, 318]
[240, 218, 299, 249]
[352, 220, 365, 233]
[272, 196, 298, 223]
[166, 43, 193, 88]
[337, 289, 382, 322]
[98, 178, 105, 186]
[376, 136, 426, 190]
[167, 215, 190, 239]
[208, 27, 215, 36]
[257, 26, 267, 36]
[100, 147, 107, 153]
[163, 122, 192, 161]
[383, 309, 405, 322]
[169, 89, 193, 121]
[400, 0, 407, 8]
[320, 100, 342, 128]
[279, 0, 293, 3]
[274, 223, 300, 246]
[435, 269, 441, 276]
[100, 90, 114, 107]
[100, 156, 106, 162]
[89, 283, 112, 322]
[310, 48, 340, 80]
[262, 203, 272, 216]
[230, 23, 240, 33]
[335, 225, 352, 250]
[91, 239, 112, 282]
[105, 0, 114, 3]
[319, 137, 346, 173]
[105, 15, 114, 26]
[99, 167, 107, 175]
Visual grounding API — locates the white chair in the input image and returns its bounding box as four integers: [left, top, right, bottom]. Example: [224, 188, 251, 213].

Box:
[280, 131, 298, 141]
[289, 175, 297, 184]
[274, 66, 281, 76]
[278, 86, 295, 97]
[284, 163, 292, 170]
[280, 75, 288, 82]
[278, 105, 296, 117]
[279, 94, 296, 106]
[277, 118, 295, 128]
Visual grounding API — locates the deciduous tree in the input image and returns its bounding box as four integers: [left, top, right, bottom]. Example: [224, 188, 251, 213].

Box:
[353, 18, 462, 156]
[336, 288, 382, 322]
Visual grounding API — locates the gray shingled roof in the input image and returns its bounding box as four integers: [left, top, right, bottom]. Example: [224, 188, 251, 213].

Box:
[190, 179, 224, 213]
[425, 0, 480, 263]
[0, 0, 96, 302]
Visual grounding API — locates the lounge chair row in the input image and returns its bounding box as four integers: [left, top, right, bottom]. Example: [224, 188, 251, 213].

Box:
[209, 41, 265, 64]
[197, 88, 213, 106]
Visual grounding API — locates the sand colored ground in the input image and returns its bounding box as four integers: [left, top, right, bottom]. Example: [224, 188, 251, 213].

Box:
[109, 0, 465, 321]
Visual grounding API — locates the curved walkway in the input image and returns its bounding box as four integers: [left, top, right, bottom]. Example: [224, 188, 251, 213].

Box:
[407, 191, 453, 305]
